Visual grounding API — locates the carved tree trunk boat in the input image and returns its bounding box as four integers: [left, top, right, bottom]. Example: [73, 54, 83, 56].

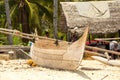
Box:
[91, 56, 120, 67]
[30, 27, 89, 70]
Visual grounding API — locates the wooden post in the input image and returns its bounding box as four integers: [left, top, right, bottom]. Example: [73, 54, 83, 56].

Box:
[53, 0, 58, 41]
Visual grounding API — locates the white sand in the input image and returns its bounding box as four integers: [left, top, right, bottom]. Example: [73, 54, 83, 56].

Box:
[0, 60, 120, 80]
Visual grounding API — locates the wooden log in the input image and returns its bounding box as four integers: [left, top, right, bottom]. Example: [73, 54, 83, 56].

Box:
[86, 46, 120, 55]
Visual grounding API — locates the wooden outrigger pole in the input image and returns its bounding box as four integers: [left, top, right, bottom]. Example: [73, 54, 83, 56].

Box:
[95, 38, 120, 41]
[0, 28, 55, 41]
[86, 46, 120, 55]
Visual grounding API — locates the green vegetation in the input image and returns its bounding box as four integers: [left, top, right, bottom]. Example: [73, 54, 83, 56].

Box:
[0, 0, 119, 45]
[0, 0, 53, 45]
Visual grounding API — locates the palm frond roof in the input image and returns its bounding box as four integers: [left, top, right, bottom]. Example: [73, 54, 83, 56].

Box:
[60, 1, 120, 35]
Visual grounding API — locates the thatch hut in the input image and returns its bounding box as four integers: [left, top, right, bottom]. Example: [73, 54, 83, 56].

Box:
[60, 1, 120, 37]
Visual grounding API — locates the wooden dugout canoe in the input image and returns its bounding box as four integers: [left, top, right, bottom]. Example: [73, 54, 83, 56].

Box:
[30, 27, 89, 70]
[91, 56, 120, 67]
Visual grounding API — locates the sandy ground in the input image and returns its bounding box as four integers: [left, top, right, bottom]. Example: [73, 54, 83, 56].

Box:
[0, 59, 120, 80]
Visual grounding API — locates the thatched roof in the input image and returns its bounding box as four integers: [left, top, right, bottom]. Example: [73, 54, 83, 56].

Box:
[60, 1, 120, 35]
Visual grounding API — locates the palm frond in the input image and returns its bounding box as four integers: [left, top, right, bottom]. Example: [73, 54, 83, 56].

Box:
[33, 1, 53, 22]
[10, 4, 18, 18]
[25, 0, 34, 19]
[25, 1, 41, 30]
[0, 0, 4, 5]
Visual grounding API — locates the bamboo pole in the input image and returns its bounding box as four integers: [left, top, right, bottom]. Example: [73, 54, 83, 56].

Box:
[0, 28, 56, 41]
[0, 45, 30, 52]
[86, 46, 120, 55]
[95, 37, 120, 41]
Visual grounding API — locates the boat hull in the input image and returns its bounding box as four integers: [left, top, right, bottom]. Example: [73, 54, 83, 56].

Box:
[91, 56, 120, 67]
[30, 27, 89, 70]
[31, 45, 80, 70]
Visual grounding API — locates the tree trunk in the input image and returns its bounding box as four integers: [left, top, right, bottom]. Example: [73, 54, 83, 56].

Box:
[4, 0, 13, 45]
[19, 0, 30, 43]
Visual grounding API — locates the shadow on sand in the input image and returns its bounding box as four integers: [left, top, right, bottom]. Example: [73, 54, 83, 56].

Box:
[67, 70, 91, 80]
[69, 67, 102, 80]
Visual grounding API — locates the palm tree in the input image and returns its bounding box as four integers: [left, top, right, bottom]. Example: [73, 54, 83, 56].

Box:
[12, 0, 53, 42]
[0, 0, 53, 43]
[2, 0, 101, 44]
